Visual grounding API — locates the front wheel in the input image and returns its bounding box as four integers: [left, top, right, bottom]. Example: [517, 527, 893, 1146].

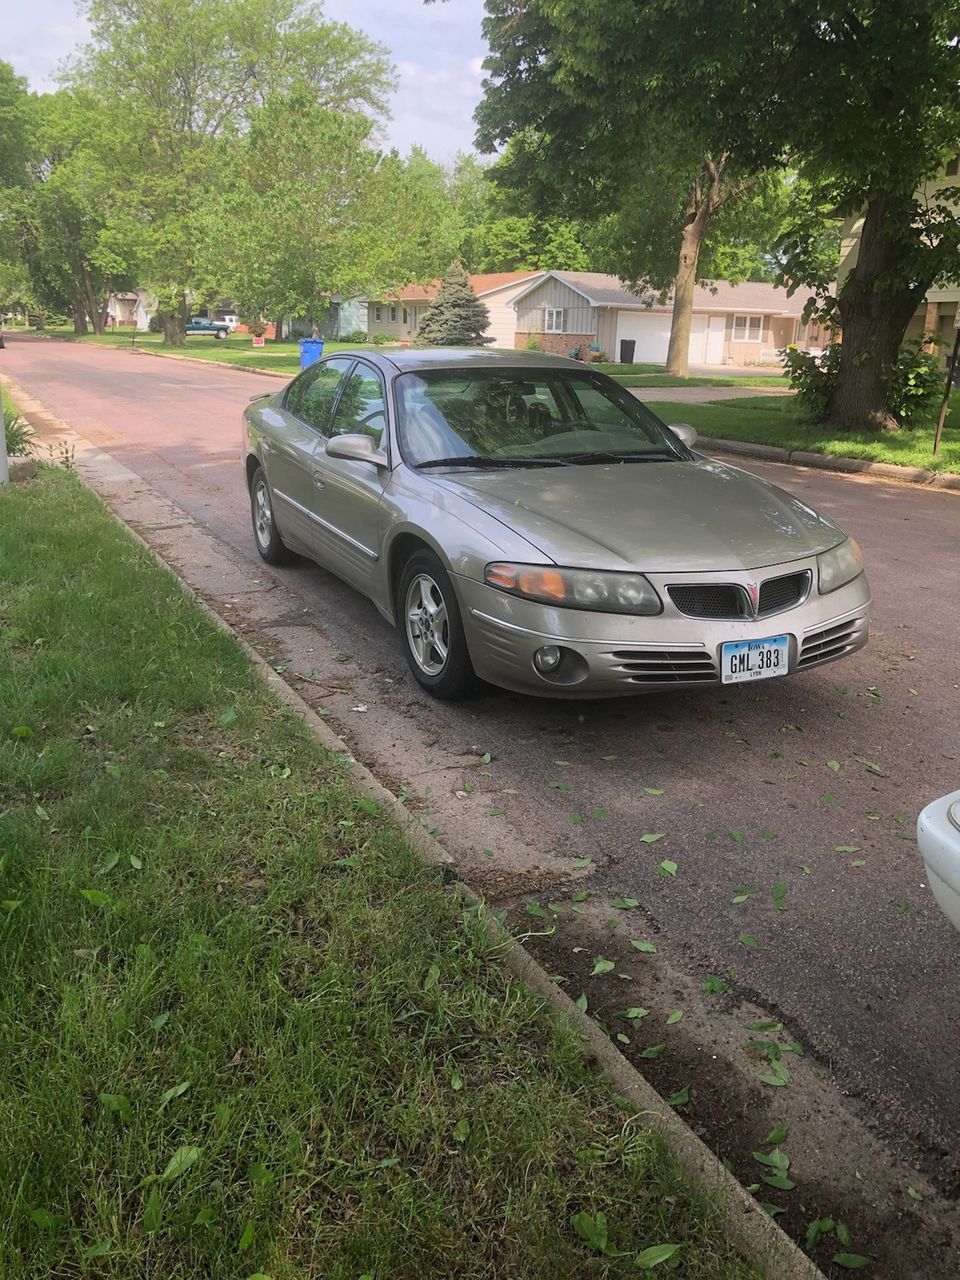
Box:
[214, 328, 228, 340]
[250, 465, 293, 564]
[398, 551, 479, 700]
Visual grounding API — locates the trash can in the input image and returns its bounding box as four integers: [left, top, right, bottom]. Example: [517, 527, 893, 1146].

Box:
[619, 338, 636, 364]
[299, 337, 324, 368]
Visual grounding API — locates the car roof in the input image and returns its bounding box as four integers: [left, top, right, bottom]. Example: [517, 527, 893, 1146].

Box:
[343, 347, 591, 374]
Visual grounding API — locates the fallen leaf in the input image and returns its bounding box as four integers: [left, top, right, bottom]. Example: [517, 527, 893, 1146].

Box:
[630, 939, 657, 954]
[657, 860, 677, 878]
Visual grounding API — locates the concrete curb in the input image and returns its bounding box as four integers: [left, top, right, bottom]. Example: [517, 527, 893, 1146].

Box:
[698, 434, 960, 492]
[3, 366, 824, 1280]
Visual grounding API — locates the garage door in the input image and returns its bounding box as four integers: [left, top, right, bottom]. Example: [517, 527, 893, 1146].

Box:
[615, 310, 673, 362]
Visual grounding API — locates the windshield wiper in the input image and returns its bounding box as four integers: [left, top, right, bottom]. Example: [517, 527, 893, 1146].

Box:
[414, 455, 571, 470]
[561, 450, 676, 464]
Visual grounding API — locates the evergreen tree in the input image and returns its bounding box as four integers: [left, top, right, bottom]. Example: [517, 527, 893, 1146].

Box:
[416, 261, 492, 347]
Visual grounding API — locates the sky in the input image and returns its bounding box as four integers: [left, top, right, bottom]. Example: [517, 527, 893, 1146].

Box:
[5, 0, 490, 162]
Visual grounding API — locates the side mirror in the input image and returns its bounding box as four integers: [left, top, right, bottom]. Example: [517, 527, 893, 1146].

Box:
[668, 423, 698, 448]
[326, 433, 388, 469]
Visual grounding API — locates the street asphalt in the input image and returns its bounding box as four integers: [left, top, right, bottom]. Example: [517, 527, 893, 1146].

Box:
[5, 335, 960, 1264]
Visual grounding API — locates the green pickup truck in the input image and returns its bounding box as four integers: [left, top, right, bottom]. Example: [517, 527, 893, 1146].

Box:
[185, 316, 230, 340]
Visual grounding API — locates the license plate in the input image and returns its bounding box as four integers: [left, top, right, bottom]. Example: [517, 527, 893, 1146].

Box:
[721, 635, 789, 684]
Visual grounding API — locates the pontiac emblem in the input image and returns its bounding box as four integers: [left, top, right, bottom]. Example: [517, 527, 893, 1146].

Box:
[746, 582, 761, 615]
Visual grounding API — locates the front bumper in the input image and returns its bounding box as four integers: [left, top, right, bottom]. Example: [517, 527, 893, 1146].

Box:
[917, 789, 960, 934]
[454, 561, 872, 698]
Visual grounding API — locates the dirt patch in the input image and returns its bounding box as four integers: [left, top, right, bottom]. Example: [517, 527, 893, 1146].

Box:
[503, 898, 960, 1280]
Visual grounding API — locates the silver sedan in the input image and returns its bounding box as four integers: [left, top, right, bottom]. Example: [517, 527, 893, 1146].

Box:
[242, 348, 871, 699]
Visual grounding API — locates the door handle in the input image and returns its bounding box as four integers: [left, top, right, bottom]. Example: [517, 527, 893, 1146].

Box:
[313, 472, 326, 488]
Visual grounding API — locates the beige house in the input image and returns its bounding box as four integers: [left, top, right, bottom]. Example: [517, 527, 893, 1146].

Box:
[839, 155, 960, 363]
[511, 272, 820, 366]
[365, 272, 544, 347]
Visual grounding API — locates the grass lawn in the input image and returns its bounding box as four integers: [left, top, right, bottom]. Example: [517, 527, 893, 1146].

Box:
[0, 467, 761, 1280]
[34, 327, 376, 376]
[651, 394, 960, 473]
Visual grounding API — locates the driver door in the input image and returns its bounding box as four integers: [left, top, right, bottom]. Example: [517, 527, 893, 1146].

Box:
[309, 359, 390, 594]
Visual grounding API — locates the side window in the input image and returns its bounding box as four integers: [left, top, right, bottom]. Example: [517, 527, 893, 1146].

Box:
[330, 363, 387, 446]
[285, 357, 354, 434]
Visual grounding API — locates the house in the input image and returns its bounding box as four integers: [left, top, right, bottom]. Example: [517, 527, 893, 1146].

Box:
[106, 288, 155, 330]
[281, 296, 369, 341]
[511, 272, 821, 366]
[364, 272, 545, 347]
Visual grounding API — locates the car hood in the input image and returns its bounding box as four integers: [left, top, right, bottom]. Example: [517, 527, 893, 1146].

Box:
[437, 458, 845, 572]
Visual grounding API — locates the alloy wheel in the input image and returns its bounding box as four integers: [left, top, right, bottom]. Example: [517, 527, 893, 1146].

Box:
[405, 573, 449, 675]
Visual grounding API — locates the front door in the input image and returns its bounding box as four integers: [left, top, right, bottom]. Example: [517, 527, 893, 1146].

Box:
[310, 360, 389, 594]
[266, 357, 355, 557]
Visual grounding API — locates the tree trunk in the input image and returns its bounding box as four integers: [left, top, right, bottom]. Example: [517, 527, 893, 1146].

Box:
[159, 309, 185, 346]
[72, 298, 88, 335]
[664, 159, 724, 378]
[827, 196, 926, 432]
[273, 316, 285, 342]
[81, 271, 105, 334]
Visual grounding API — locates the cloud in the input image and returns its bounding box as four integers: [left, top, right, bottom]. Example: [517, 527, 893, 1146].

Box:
[13, 0, 488, 158]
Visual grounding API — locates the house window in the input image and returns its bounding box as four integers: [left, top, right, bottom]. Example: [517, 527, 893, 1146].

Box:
[390, 305, 398, 322]
[544, 308, 565, 333]
[374, 305, 382, 322]
[733, 315, 765, 342]
[402, 307, 408, 324]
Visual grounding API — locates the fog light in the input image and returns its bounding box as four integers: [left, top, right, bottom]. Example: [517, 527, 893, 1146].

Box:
[534, 645, 562, 673]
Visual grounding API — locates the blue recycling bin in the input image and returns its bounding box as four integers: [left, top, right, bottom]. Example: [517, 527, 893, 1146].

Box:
[299, 337, 324, 368]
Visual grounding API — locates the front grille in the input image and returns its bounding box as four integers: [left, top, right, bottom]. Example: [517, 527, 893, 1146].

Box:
[669, 570, 810, 620]
[668, 584, 745, 619]
[798, 617, 865, 668]
[608, 649, 717, 684]
[758, 570, 810, 617]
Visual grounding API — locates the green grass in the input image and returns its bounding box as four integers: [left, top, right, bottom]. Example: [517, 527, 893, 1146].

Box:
[0, 468, 760, 1280]
[37, 327, 385, 376]
[652, 394, 960, 473]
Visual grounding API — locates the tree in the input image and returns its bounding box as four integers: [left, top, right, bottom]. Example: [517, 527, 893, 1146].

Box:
[503, 0, 960, 430]
[0, 62, 32, 191]
[66, 0, 395, 344]
[208, 101, 455, 338]
[475, 1, 787, 376]
[7, 90, 141, 334]
[416, 262, 493, 346]
[446, 149, 589, 273]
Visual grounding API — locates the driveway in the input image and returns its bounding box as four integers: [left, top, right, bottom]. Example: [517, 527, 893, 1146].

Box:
[5, 334, 960, 1274]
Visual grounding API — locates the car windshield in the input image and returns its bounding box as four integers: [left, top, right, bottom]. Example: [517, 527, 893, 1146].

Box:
[395, 367, 690, 469]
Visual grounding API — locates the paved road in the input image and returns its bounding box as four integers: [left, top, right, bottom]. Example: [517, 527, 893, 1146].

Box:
[6, 336, 960, 1241]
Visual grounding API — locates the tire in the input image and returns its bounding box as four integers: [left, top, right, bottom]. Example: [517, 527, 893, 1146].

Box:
[214, 328, 228, 340]
[398, 550, 479, 700]
[250, 465, 293, 564]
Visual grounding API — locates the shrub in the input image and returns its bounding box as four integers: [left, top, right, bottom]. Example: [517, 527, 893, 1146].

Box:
[781, 343, 842, 422]
[888, 340, 944, 426]
[343, 328, 368, 343]
[147, 314, 162, 333]
[246, 317, 268, 338]
[525, 332, 540, 351]
[371, 332, 392, 347]
[782, 338, 943, 429]
[4, 402, 35, 456]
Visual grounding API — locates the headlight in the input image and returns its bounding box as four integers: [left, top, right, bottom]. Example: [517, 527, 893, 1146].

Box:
[817, 538, 863, 594]
[484, 563, 662, 615]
